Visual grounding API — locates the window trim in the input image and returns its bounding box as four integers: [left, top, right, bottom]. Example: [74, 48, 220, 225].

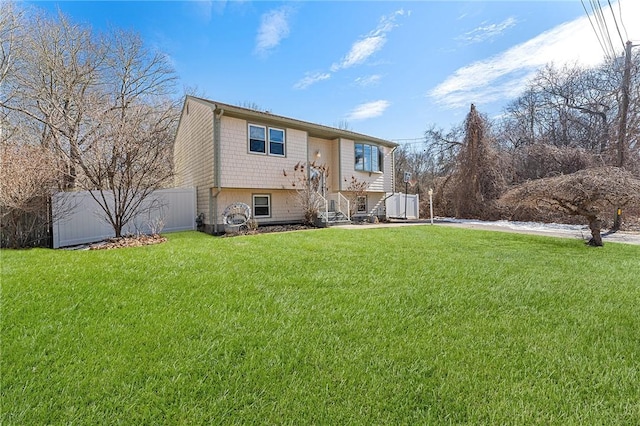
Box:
[248, 124, 267, 155]
[252, 194, 271, 218]
[354, 143, 382, 173]
[248, 123, 286, 157]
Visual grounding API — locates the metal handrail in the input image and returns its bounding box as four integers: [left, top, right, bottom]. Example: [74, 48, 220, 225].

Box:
[316, 191, 328, 222]
[337, 192, 350, 221]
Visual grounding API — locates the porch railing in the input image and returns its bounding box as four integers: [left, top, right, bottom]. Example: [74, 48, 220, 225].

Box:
[317, 192, 329, 222]
[324, 192, 350, 221]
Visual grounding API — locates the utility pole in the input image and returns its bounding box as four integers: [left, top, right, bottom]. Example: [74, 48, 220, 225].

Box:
[613, 40, 633, 231]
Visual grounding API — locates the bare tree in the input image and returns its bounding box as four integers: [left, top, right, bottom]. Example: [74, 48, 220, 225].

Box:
[236, 101, 266, 112]
[393, 144, 440, 217]
[0, 143, 62, 247]
[2, 9, 104, 189]
[498, 57, 640, 173]
[334, 119, 351, 131]
[78, 102, 177, 237]
[285, 161, 328, 225]
[533, 64, 614, 152]
[509, 143, 599, 183]
[501, 167, 640, 246]
[0, 1, 21, 88]
[75, 29, 179, 237]
[423, 123, 464, 176]
[1, 5, 180, 239]
[450, 104, 505, 219]
[343, 175, 369, 217]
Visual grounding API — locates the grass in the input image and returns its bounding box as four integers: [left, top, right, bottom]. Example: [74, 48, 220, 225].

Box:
[2, 227, 640, 424]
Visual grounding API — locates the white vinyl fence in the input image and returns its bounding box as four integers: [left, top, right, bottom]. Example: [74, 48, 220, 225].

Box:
[385, 193, 420, 220]
[52, 188, 196, 248]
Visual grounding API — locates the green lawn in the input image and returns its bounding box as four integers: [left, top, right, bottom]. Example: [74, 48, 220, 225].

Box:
[2, 227, 639, 424]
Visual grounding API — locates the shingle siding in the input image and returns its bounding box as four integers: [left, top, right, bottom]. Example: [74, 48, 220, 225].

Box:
[219, 116, 308, 189]
[173, 99, 215, 224]
[214, 189, 304, 226]
[339, 138, 393, 192]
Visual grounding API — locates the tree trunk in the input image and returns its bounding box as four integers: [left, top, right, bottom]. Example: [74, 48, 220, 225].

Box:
[114, 221, 122, 238]
[587, 217, 603, 247]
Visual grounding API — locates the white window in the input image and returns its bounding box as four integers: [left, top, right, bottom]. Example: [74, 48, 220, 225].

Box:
[249, 124, 286, 156]
[249, 124, 266, 154]
[354, 143, 382, 172]
[253, 194, 271, 218]
[356, 196, 367, 213]
[269, 128, 285, 156]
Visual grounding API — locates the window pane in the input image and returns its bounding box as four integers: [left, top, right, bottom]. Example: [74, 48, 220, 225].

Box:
[363, 144, 371, 171]
[371, 146, 379, 172]
[250, 125, 265, 140]
[249, 125, 266, 153]
[250, 140, 265, 153]
[270, 141, 284, 156]
[255, 196, 269, 206]
[268, 128, 285, 156]
[253, 195, 270, 217]
[269, 128, 284, 143]
[357, 196, 367, 213]
[354, 144, 364, 170]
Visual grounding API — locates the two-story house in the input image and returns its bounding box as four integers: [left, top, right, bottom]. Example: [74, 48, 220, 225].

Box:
[173, 96, 398, 233]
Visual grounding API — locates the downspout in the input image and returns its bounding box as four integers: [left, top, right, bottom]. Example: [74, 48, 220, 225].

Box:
[211, 107, 224, 233]
[389, 146, 397, 194]
[338, 138, 342, 192]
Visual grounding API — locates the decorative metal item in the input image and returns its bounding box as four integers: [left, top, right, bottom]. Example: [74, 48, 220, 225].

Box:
[222, 203, 251, 233]
[223, 202, 251, 226]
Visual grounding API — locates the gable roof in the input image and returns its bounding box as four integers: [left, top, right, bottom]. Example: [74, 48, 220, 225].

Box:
[186, 96, 398, 148]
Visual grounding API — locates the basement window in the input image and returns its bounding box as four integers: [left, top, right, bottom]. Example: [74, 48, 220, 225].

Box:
[356, 196, 367, 213]
[253, 194, 271, 218]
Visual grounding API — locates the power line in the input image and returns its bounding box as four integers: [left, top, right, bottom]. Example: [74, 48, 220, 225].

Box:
[391, 137, 425, 143]
[617, 0, 629, 41]
[581, 0, 611, 58]
[607, 0, 626, 51]
[591, 0, 616, 57]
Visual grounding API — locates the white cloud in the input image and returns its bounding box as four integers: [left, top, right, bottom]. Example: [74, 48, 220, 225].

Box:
[293, 72, 331, 90]
[355, 74, 382, 87]
[457, 17, 517, 44]
[429, 1, 640, 109]
[331, 9, 407, 72]
[255, 6, 293, 57]
[346, 100, 390, 120]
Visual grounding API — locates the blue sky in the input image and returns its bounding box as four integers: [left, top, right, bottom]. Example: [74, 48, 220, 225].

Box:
[32, 0, 640, 142]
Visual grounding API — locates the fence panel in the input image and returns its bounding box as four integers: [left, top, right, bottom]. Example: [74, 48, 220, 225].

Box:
[385, 193, 419, 219]
[52, 188, 196, 248]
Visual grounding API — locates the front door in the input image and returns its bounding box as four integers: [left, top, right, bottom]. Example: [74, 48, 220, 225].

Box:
[310, 165, 327, 197]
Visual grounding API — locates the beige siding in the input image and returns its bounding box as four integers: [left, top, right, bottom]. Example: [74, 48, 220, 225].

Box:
[332, 138, 341, 191]
[382, 147, 394, 192]
[367, 192, 386, 216]
[307, 136, 335, 192]
[214, 189, 304, 225]
[219, 116, 308, 189]
[173, 99, 214, 223]
[339, 138, 390, 192]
